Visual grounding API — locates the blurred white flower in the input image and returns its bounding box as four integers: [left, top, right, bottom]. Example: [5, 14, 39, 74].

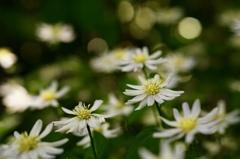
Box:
[212, 100, 240, 134]
[156, 7, 183, 25]
[101, 93, 134, 116]
[230, 19, 240, 36]
[119, 47, 166, 72]
[153, 99, 219, 144]
[3, 119, 68, 159]
[53, 100, 115, 135]
[32, 81, 69, 109]
[36, 23, 75, 44]
[165, 52, 196, 73]
[124, 74, 184, 110]
[0, 48, 17, 69]
[0, 83, 33, 113]
[90, 48, 132, 73]
[76, 122, 121, 148]
[218, 10, 240, 26]
[139, 140, 186, 159]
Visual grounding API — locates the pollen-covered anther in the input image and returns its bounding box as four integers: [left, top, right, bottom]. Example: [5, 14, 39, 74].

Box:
[144, 81, 161, 95]
[76, 109, 91, 120]
[17, 132, 38, 152]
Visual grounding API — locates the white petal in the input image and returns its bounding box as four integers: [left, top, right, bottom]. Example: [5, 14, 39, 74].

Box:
[90, 100, 103, 111]
[173, 109, 182, 121]
[138, 76, 146, 84]
[182, 102, 190, 118]
[153, 128, 181, 138]
[138, 147, 158, 159]
[135, 98, 147, 110]
[88, 117, 100, 128]
[30, 120, 42, 136]
[185, 131, 196, 144]
[191, 99, 201, 117]
[56, 86, 69, 98]
[160, 117, 178, 127]
[126, 84, 143, 90]
[198, 107, 218, 124]
[62, 107, 75, 115]
[147, 96, 155, 106]
[49, 138, 69, 146]
[38, 123, 53, 139]
[160, 73, 173, 87]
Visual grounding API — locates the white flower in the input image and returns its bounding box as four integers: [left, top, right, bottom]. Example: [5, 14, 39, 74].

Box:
[32, 81, 69, 109]
[76, 122, 121, 148]
[213, 100, 240, 134]
[36, 23, 75, 44]
[101, 93, 134, 116]
[139, 140, 185, 159]
[119, 47, 166, 72]
[156, 7, 183, 25]
[153, 99, 219, 144]
[0, 83, 33, 113]
[90, 53, 120, 73]
[124, 74, 184, 110]
[3, 119, 68, 159]
[165, 52, 196, 73]
[53, 100, 115, 135]
[90, 48, 132, 73]
[0, 48, 17, 69]
[230, 19, 240, 36]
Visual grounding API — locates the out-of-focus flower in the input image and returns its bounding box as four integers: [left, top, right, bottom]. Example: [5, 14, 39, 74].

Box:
[138, 140, 186, 159]
[3, 119, 68, 159]
[218, 10, 240, 26]
[124, 74, 184, 110]
[90, 48, 132, 73]
[36, 23, 75, 44]
[101, 93, 134, 116]
[165, 52, 196, 73]
[0, 48, 17, 69]
[230, 19, 240, 36]
[156, 7, 183, 25]
[76, 122, 121, 148]
[212, 100, 240, 134]
[119, 47, 166, 72]
[153, 99, 219, 144]
[32, 81, 69, 109]
[0, 83, 33, 113]
[53, 100, 115, 135]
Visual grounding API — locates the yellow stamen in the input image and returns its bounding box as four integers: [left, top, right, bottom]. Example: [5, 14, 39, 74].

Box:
[41, 91, 56, 101]
[180, 118, 196, 133]
[16, 132, 38, 152]
[133, 54, 147, 63]
[144, 79, 161, 95]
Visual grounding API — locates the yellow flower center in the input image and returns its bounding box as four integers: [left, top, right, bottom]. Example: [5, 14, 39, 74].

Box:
[114, 50, 125, 60]
[133, 54, 147, 63]
[16, 132, 38, 152]
[180, 118, 196, 133]
[115, 101, 124, 109]
[41, 91, 56, 101]
[73, 105, 91, 120]
[144, 79, 161, 95]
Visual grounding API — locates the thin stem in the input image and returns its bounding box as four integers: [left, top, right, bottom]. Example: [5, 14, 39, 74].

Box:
[142, 67, 148, 78]
[155, 101, 162, 117]
[152, 106, 160, 127]
[87, 125, 98, 159]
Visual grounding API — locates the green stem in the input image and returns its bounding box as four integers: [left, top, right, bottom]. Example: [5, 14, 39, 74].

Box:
[152, 106, 160, 127]
[142, 67, 148, 78]
[87, 125, 98, 159]
[155, 101, 162, 117]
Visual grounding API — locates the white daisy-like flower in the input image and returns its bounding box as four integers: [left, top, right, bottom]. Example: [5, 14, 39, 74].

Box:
[124, 74, 184, 110]
[3, 119, 68, 159]
[36, 23, 75, 44]
[32, 81, 69, 109]
[0, 83, 33, 113]
[76, 122, 121, 148]
[53, 100, 115, 135]
[212, 100, 240, 134]
[0, 48, 17, 69]
[165, 52, 196, 73]
[153, 99, 219, 144]
[101, 93, 134, 116]
[230, 19, 240, 36]
[119, 47, 166, 72]
[139, 140, 186, 159]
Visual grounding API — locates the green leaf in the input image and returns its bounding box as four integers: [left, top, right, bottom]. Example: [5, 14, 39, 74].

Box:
[126, 126, 159, 159]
